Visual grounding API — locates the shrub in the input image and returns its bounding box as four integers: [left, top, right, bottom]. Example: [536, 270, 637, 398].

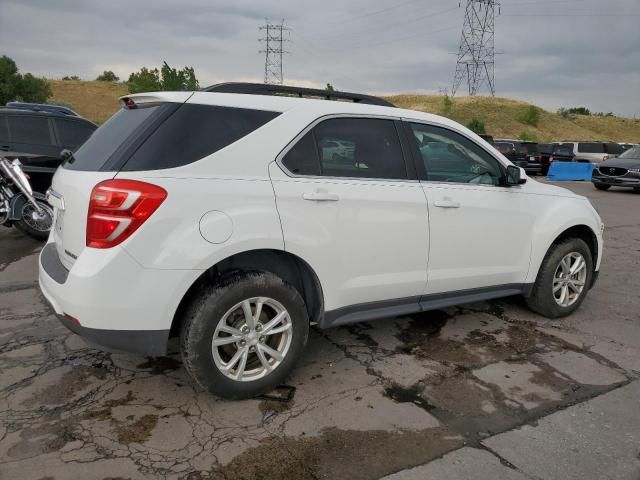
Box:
[0, 55, 51, 104]
[519, 131, 538, 142]
[127, 62, 199, 94]
[442, 95, 453, 115]
[96, 70, 119, 82]
[326, 83, 335, 92]
[62, 75, 80, 81]
[519, 105, 540, 126]
[466, 118, 486, 134]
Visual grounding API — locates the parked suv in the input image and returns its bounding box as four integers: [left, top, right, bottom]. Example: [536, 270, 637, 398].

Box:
[494, 139, 542, 175]
[39, 84, 603, 399]
[556, 141, 622, 164]
[0, 104, 97, 193]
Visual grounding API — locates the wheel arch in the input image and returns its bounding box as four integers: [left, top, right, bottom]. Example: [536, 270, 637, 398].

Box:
[169, 249, 324, 338]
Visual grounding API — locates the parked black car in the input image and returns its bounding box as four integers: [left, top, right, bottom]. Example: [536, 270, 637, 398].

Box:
[0, 104, 97, 193]
[538, 143, 575, 175]
[494, 139, 542, 175]
[591, 146, 640, 191]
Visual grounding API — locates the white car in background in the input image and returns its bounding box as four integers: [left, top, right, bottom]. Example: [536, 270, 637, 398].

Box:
[39, 83, 604, 399]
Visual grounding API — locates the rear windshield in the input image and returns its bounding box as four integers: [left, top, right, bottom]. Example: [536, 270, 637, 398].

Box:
[578, 142, 605, 154]
[64, 103, 280, 172]
[64, 105, 163, 171]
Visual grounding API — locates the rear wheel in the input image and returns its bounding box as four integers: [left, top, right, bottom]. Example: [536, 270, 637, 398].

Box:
[526, 238, 593, 318]
[180, 272, 309, 399]
[594, 184, 610, 191]
[15, 199, 53, 240]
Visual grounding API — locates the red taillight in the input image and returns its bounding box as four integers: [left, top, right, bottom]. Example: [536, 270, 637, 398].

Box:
[86, 179, 167, 249]
[65, 313, 81, 325]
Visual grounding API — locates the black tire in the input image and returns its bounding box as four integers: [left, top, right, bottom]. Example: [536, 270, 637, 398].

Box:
[15, 199, 54, 241]
[594, 184, 610, 191]
[526, 238, 593, 319]
[180, 271, 309, 399]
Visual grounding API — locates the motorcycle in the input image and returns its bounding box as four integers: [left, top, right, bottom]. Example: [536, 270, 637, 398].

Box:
[0, 157, 54, 240]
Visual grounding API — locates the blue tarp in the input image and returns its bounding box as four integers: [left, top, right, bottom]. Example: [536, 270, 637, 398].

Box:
[546, 162, 595, 181]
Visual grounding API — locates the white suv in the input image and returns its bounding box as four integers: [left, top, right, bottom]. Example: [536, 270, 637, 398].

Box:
[39, 84, 603, 398]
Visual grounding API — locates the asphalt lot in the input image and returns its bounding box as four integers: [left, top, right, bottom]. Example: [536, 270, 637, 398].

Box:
[1, 181, 639, 480]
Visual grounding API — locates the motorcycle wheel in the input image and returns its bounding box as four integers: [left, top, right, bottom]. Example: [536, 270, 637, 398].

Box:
[15, 200, 54, 241]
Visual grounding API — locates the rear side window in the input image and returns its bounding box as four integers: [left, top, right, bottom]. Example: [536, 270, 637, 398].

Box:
[282, 132, 320, 175]
[312, 118, 407, 179]
[65, 105, 163, 171]
[0, 116, 8, 143]
[7, 115, 52, 145]
[55, 119, 96, 150]
[578, 142, 605, 153]
[122, 104, 280, 171]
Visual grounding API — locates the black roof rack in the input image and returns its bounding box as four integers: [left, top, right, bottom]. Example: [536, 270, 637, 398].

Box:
[202, 82, 395, 108]
[5, 101, 80, 117]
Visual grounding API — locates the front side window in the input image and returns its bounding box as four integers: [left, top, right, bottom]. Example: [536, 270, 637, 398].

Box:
[312, 118, 406, 179]
[7, 115, 52, 145]
[408, 123, 503, 185]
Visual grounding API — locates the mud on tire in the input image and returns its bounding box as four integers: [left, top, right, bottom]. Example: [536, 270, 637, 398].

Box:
[180, 271, 309, 399]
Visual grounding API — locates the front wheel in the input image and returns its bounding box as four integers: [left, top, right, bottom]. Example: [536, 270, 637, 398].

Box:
[594, 184, 610, 191]
[15, 199, 53, 240]
[180, 272, 309, 399]
[526, 238, 593, 318]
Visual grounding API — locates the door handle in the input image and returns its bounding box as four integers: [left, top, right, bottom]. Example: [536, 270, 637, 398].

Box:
[434, 199, 460, 208]
[302, 191, 340, 202]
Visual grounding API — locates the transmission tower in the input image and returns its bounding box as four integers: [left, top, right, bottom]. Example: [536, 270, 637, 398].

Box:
[259, 20, 290, 84]
[452, 0, 500, 97]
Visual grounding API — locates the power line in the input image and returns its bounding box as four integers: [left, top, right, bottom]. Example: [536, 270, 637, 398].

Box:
[259, 20, 290, 84]
[452, 0, 500, 97]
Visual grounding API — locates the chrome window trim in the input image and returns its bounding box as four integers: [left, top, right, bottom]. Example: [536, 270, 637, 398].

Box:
[274, 113, 419, 183]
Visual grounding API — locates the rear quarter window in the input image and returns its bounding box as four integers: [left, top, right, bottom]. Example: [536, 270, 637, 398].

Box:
[121, 104, 280, 171]
[578, 142, 605, 154]
[55, 119, 96, 150]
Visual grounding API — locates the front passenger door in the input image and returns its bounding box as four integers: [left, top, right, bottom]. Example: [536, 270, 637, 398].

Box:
[406, 122, 536, 294]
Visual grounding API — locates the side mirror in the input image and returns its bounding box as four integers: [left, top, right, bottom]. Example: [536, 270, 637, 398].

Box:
[506, 165, 527, 186]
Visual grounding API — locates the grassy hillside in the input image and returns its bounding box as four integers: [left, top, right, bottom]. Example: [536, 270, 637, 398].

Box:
[49, 80, 640, 142]
[387, 94, 640, 143]
[50, 80, 128, 124]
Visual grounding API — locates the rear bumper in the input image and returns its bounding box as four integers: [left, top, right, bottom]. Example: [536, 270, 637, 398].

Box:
[39, 242, 201, 356]
[57, 313, 169, 356]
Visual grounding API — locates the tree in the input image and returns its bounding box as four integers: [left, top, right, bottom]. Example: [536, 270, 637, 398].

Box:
[62, 75, 80, 81]
[96, 70, 119, 82]
[0, 55, 51, 105]
[127, 62, 199, 94]
[441, 95, 453, 115]
[466, 118, 486, 134]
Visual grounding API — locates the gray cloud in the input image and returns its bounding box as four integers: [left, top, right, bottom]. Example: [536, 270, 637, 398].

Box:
[1, 0, 638, 116]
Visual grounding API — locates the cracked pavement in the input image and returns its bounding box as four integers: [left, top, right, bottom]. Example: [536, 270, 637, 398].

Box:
[1, 182, 639, 480]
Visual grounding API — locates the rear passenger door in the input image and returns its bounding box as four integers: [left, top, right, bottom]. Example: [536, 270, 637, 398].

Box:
[269, 116, 429, 316]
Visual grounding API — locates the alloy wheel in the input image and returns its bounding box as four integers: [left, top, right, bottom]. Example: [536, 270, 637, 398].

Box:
[552, 252, 587, 307]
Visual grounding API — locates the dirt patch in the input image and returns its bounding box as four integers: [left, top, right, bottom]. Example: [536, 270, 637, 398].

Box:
[24, 365, 108, 407]
[258, 398, 295, 416]
[114, 414, 158, 444]
[212, 427, 462, 480]
[136, 356, 182, 374]
[7, 419, 80, 460]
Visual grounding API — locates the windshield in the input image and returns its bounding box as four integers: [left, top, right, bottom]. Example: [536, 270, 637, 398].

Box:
[620, 146, 640, 159]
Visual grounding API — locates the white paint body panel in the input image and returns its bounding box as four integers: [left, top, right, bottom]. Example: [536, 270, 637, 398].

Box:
[39, 91, 604, 335]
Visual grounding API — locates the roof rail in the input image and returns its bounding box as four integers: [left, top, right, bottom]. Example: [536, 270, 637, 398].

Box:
[5, 102, 80, 117]
[202, 82, 395, 107]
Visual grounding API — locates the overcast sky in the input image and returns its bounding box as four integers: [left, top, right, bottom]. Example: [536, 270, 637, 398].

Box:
[1, 0, 639, 116]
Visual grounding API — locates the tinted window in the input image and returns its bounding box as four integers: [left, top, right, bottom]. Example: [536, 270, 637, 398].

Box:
[7, 115, 52, 145]
[521, 143, 538, 154]
[553, 145, 574, 156]
[494, 142, 515, 153]
[578, 142, 605, 153]
[282, 131, 320, 175]
[65, 105, 162, 171]
[0, 116, 8, 143]
[122, 104, 280, 171]
[409, 123, 503, 185]
[605, 143, 623, 155]
[55, 119, 96, 150]
[312, 118, 406, 179]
